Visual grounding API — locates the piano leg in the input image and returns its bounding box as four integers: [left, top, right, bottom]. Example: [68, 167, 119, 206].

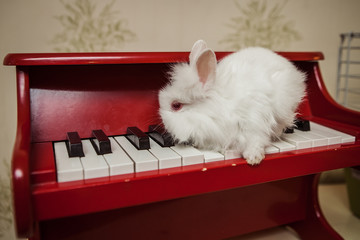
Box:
[289, 174, 343, 240]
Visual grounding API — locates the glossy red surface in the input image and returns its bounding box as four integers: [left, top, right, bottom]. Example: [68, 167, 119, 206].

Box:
[38, 176, 309, 240]
[28, 64, 164, 142]
[11, 67, 33, 238]
[3, 51, 324, 66]
[30, 143, 56, 184]
[290, 174, 343, 240]
[5, 52, 359, 239]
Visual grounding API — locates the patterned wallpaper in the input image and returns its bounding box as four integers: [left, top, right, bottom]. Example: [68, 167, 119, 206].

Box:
[52, 0, 137, 52]
[220, 0, 301, 50]
[49, 0, 300, 52]
[0, 161, 12, 239]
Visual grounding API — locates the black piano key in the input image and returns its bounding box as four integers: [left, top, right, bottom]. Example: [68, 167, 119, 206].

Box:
[90, 129, 112, 155]
[295, 119, 311, 131]
[66, 132, 85, 157]
[126, 127, 150, 150]
[284, 127, 294, 134]
[148, 125, 174, 147]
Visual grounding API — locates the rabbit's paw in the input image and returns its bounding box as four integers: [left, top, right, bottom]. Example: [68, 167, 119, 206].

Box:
[243, 148, 265, 165]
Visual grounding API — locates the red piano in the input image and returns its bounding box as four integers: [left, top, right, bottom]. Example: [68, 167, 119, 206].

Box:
[4, 51, 360, 240]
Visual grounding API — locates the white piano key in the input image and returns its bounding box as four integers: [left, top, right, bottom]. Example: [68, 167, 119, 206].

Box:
[54, 142, 84, 182]
[271, 139, 296, 152]
[223, 150, 242, 160]
[311, 122, 355, 144]
[102, 137, 134, 175]
[293, 130, 328, 147]
[281, 133, 313, 149]
[148, 138, 181, 169]
[54, 121, 357, 182]
[197, 149, 225, 163]
[309, 122, 342, 145]
[341, 134, 356, 143]
[170, 144, 204, 166]
[115, 136, 158, 172]
[80, 140, 109, 179]
[265, 145, 280, 154]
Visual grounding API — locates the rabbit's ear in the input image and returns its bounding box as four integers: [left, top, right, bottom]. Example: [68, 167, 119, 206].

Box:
[196, 49, 217, 85]
[189, 40, 207, 65]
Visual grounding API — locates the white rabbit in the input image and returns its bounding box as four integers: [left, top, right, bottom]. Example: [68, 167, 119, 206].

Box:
[158, 40, 306, 165]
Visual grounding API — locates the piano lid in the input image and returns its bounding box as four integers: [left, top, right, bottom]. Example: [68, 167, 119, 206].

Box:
[3, 51, 324, 66]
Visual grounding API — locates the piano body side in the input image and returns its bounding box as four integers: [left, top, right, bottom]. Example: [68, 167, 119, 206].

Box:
[11, 66, 33, 238]
[5, 52, 360, 239]
[306, 61, 360, 132]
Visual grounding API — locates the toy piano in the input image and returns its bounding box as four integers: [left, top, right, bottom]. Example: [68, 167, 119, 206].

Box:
[4, 51, 360, 240]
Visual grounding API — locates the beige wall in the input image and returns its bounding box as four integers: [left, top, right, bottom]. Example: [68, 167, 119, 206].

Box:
[0, 0, 359, 239]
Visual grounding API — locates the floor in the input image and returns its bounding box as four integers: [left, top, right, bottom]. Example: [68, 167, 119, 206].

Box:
[231, 183, 360, 240]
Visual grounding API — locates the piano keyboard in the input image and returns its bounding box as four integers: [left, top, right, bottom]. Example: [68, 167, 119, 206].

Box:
[54, 121, 356, 183]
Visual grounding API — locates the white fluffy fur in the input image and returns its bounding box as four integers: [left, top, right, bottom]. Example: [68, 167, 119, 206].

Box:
[158, 40, 306, 165]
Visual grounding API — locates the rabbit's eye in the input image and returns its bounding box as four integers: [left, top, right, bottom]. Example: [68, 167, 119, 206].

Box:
[171, 101, 183, 111]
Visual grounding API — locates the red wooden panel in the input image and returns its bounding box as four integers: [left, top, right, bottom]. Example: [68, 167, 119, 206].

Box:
[30, 142, 56, 184]
[4, 52, 324, 66]
[38, 176, 309, 240]
[305, 62, 360, 127]
[29, 64, 166, 142]
[11, 67, 33, 238]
